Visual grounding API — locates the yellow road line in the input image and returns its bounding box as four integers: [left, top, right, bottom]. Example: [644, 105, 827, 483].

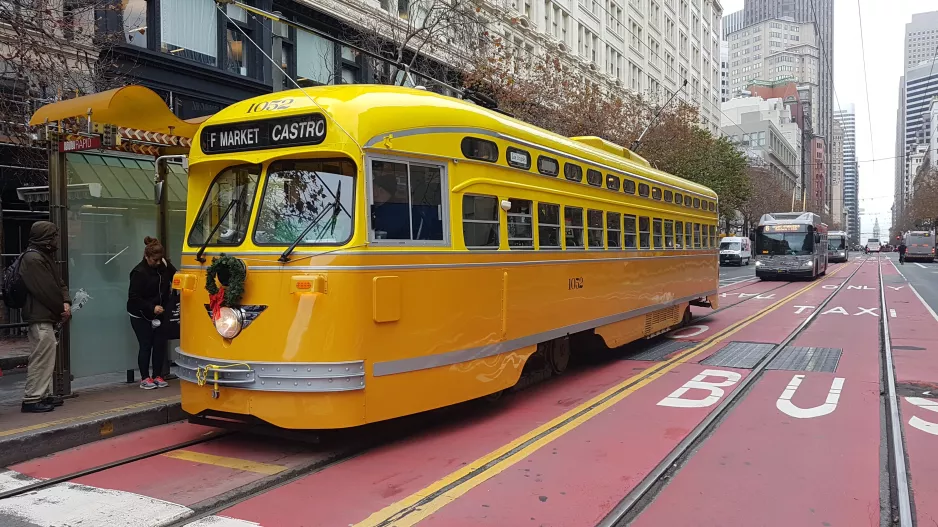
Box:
[162, 449, 287, 475]
[354, 265, 847, 527]
[0, 396, 180, 438]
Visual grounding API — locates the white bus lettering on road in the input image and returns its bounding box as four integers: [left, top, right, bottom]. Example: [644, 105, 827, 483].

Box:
[854, 307, 879, 317]
[821, 307, 849, 315]
[906, 397, 938, 436]
[776, 375, 845, 419]
[657, 370, 742, 408]
[794, 305, 816, 314]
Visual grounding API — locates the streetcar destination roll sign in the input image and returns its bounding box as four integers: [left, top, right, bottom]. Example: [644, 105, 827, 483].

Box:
[201, 113, 327, 154]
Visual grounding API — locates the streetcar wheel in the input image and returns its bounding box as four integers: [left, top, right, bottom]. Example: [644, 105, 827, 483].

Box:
[546, 337, 571, 375]
[482, 389, 505, 403]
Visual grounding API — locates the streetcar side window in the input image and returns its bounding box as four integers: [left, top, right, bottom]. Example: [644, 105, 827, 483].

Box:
[638, 183, 650, 198]
[664, 220, 674, 248]
[370, 159, 445, 243]
[565, 206, 585, 249]
[674, 192, 683, 204]
[587, 209, 604, 248]
[652, 187, 662, 201]
[685, 221, 693, 247]
[653, 218, 663, 248]
[709, 225, 716, 247]
[693, 198, 701, 209]
[675, 221, 684, 249]
[538, 203, 561, 249]
[623, 179, 636, 194]
[639, 216, 651, 249]
[506, 147, 532, 170]
[507, 199, 534, 249]
[587, 169, 603, 187]
[607, 212, 621, 249]
[461, 137, 498, 162]
[664, 190, 673, 203]
[624, 214, 637, 249]
[606, 174, 621, 191]
[564, 163, 583, 182]
[709, 202, 715, 212]
[694, 223, 702, 248]
[462, 194, 499, 249]
[684, 195, 692, 207]
[537, 156, 559, 177]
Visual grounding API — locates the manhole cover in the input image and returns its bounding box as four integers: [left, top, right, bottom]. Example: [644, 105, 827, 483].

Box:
[700, 342, 776, 369]
[766, 346, 842, 373]
[628, 340, 696, 362]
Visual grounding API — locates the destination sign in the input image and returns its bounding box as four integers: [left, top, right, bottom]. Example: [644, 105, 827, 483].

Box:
[765, 224, 807, 232]
[200, 113, 327, 154]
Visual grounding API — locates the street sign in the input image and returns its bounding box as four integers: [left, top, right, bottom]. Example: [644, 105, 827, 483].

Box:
[58, 136, 101, 153]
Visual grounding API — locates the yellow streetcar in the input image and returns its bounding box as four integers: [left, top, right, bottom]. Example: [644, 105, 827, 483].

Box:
[172, 85, 720, 429]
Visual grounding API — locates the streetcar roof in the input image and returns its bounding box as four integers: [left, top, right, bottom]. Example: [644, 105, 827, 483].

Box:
[191, 84, 718, 199]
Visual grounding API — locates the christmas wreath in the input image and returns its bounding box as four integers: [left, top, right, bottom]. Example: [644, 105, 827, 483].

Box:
[205, 255, 246, 320]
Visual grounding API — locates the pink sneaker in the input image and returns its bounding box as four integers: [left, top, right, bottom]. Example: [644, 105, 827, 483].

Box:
[154, 377, 169, 388]
[140, 377, 157, 390]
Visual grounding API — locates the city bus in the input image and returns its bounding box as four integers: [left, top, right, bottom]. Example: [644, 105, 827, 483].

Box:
[754, 212, 828, 280]
[867, 238, 881, 253]
[170, 85, 721, 429]
[904, 230, 935, 262]
[827, 230, 849, 262]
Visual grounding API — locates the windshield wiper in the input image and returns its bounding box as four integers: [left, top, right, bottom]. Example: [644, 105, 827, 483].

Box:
[196, 184, 249, 263]
[279, 174, 348, 263]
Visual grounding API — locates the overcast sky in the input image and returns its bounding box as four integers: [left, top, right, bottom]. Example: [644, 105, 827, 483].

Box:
[721, 0, 938, 239]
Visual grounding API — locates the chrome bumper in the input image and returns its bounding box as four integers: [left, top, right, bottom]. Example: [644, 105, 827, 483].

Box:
[175, 348, 365, 392]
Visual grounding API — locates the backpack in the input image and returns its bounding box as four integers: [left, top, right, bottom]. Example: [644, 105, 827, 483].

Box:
[2, 249, 34, 309]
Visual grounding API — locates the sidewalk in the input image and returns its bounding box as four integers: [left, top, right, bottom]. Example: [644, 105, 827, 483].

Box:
[0, 368, 185, 467]
[0, 336, 30, 372]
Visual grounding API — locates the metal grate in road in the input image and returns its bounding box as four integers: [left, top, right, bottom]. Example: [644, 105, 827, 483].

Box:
[699, 341, 776, 369]
[628, 340, 696, 362]
[766, 346, 842, 373]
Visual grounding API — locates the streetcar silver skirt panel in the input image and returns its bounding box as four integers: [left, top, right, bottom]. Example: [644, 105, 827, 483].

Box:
[175, 348, 365, 392]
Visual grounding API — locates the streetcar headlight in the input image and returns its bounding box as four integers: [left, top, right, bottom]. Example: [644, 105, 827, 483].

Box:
[804, 261, 814, 268]
[214, 307, 243, 339]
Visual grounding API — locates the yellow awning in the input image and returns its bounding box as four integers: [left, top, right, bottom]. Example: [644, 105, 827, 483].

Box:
[29, 85, 205, 139]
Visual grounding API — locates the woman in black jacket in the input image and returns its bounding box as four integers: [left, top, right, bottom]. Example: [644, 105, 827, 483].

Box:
[127, 237, 177, 389]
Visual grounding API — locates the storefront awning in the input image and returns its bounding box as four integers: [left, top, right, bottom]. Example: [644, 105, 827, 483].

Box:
[16, 153, 187, 204]
[29, 86, 203, 138]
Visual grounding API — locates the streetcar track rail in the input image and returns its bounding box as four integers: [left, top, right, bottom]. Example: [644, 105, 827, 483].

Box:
[0, 429, 235, 500]
[878, 256, 914, 527]
[596, 258, 868, 527]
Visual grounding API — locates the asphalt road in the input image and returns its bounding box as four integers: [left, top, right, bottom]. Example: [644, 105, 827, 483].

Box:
[718, 259, 756, 287]
[886, 251, 938, 316]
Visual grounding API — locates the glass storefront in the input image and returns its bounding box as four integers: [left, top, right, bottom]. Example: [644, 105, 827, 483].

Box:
[65, 153, 187, 378]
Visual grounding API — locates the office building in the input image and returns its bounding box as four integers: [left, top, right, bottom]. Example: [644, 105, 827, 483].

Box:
[830, 117, 844, 229]
[721, 96, 802, 193]
[834, 104, 858, 243]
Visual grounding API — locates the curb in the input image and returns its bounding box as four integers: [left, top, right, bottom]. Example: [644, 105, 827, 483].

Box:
[0, 398, 185, 467]
[0, 355, 28, 372]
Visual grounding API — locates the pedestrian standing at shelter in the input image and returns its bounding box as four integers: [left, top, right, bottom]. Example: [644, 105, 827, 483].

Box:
[128, 237, 176, 390]
[898, 241, 907, 265]
[20, 221, 71, 413]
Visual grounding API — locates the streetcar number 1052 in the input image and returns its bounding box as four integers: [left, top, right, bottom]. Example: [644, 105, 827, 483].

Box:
[568, 277, 584, 290]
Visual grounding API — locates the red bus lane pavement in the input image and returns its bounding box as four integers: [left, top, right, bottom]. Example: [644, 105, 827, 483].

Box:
[392, 262, 858, 527]
[883, 258, 938, 526]
[193, 267, 849, 527]
[631, 257, 883, 527]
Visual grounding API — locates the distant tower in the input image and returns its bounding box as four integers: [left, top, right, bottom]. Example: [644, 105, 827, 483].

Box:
[873, 218, 881, 240]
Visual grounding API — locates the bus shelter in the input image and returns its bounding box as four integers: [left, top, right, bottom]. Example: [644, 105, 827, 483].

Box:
[26, 86, 206, 395]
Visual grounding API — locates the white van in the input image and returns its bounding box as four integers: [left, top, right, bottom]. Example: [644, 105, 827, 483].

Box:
[719, 236, 752, 266]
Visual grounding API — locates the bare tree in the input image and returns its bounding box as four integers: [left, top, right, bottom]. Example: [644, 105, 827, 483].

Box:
[346, 0, 484, 88]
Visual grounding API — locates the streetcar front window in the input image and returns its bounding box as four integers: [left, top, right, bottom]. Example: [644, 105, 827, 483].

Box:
[756, 228, 814, 256]
[254, 158, 355, 246]
[188, 164, 261, 247]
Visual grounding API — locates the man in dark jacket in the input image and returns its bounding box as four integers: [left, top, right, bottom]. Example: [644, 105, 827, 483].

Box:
[898, 242, 908, 264]
[20, 221, 70, 413]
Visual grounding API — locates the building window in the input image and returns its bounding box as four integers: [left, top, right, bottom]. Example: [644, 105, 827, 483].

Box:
[160, 0, 218, 66]
[225, 4, 249, 76]
[120, 0, 148, 48]
[463, 195, 500, 249]
[296, 29, 335, 85]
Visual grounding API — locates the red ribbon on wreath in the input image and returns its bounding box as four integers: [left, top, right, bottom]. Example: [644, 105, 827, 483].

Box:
[209, 286, 226, 321]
